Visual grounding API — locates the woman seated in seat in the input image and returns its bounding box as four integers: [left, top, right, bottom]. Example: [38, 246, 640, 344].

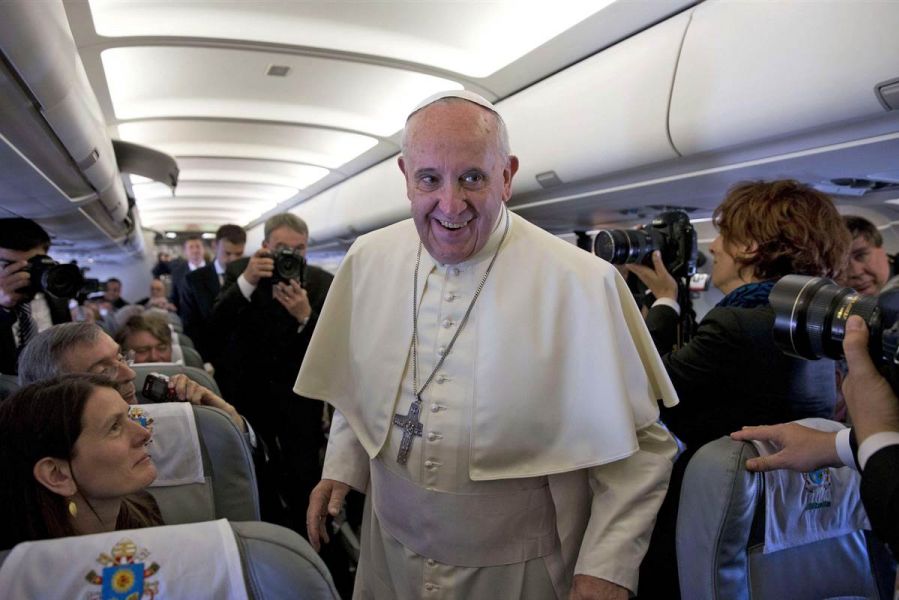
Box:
[116, 312, 176, 364]
[0, 374, 162, 549]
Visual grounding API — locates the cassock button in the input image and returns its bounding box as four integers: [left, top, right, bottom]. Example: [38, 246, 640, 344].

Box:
[430, 403, 440, 413]
[437, 345, 446, 356]
[427, 431, 438, 441]
[436, 374, 447, 384]
[424, 460, 434, 468]
[442, 319, 453, 328]
[425, 583, 435, 591]
[445, 292, 456, 302]
[427, 558, 436, 567]
[450, 267, 460, 276]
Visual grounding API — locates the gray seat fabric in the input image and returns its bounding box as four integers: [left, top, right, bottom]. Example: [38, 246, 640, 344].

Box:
[147, 405, 260, 525]
[677, 436, 893, 600]
[0, 373, 18, 401]
[133, 363, 221, 398]
[167, 312, 184, 332]
[180, 344, 205, 368]
[176, 331, 196, 349]
[0, 521, 339, 600]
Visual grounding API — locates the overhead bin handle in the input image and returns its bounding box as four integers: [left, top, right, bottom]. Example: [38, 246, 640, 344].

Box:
[113, 139, 180, 188]
[876, 77, 899, 111]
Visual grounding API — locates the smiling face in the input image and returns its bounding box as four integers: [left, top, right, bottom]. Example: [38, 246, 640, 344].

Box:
[68, 386, 156, 502]
[846, 234, 890, 295]
[399, 100, 518, 265]
[62, 331, 137, 405]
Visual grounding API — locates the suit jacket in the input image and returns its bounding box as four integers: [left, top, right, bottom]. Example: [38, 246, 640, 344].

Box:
[0, 294, 71, 375]
[180, 262, 221, 361]
[169, 258, 206, 314]
[647, 303, 836, 450]
[860, 444, 899, 560]
[209, 256, 333, 421]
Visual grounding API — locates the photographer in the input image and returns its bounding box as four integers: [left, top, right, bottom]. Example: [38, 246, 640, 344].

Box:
[210, 213, 333, 533]
[733, 315, 899, 559]
[0, 219, 73, 375]
[626, 180, 851, 598]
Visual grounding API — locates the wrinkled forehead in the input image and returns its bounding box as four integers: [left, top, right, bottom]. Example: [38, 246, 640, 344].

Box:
[64, 332, 118, 372]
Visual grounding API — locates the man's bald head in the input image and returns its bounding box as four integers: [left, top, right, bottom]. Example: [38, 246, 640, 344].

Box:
[401, 91, 510, 159]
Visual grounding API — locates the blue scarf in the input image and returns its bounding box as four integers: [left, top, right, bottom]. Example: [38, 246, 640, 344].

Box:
[716, 280, 777, 309]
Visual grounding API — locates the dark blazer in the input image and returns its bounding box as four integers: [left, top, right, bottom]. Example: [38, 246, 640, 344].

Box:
[861, 444, 899, 560]
[209, 256, 333, 412]
[168, 258, 205, 314]
[0, 294, 71, 375]
[648, 303, 836, 450]
[180, 262, 222, 361]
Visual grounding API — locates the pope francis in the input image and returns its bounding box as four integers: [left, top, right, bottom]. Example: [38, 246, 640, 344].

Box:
[297, 90, 679, 600]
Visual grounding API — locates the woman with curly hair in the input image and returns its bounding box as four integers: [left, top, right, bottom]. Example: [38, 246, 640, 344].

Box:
[627, 179, 851, 598]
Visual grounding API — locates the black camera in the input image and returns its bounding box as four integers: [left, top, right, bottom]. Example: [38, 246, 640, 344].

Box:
[142, 372, 177, 403]
[269, 248, 306, 286]
[593, 210, 698, 279]
[770, 275, 899, 390]
[19, 255, 84, 299]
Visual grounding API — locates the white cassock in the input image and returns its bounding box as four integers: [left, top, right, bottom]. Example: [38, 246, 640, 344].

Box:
[295, 207, 679, 599]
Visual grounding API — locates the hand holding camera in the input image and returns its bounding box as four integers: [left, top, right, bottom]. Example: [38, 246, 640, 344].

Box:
[143, 372, 246, 431]
[0, 260, 30, 309]
[0, 254, 84, 308]
[243, 249, 275, 286]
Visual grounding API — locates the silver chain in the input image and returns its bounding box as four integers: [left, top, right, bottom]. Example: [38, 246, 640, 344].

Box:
[411, 210, 511, 399]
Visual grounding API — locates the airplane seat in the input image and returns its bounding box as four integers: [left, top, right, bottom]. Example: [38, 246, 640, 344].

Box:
[133, 363, 221, 397]
[180, 345, 205, 368]
[137, 403, 260, 525]
[175, 331, 196, 349]
[0, 373, 18, 401]
[0, 520, 340, 599]
[677, 435, 895, 600]
[167, 312, 184, 332]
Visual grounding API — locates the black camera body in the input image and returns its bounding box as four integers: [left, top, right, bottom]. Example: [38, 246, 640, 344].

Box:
[594, 210, 698, 279]
[269, 248, 306, 286]
[20, 254, 84, 299]
[770, 275, 899, 393]
[142, 372, 178, 403]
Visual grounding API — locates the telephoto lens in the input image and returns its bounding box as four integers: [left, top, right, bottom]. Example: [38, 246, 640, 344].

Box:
[593, 229, 656, 265]
[770, 275, 880, 360]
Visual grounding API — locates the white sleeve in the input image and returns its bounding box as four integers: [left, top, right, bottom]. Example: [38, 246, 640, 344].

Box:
[574, 421, 678, 593]
[322, 410, 370, 492]
[835, 427, 855, 470]
[858, 431, 899, 471]
[237, 274, 256, 301]
[651, 297, 681, 317]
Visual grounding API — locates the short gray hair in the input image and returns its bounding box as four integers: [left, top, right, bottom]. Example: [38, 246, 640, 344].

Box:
[18, 323, 104, 385]
[264, 213, 308, 241]
[400, 97, 511, 159]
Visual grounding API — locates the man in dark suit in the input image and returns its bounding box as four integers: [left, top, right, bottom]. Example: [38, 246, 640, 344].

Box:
[180, 224, 246, 361]
[169, 235, 207, 314]
[0, 218, 72, 375]
[210, 213, 333, 532]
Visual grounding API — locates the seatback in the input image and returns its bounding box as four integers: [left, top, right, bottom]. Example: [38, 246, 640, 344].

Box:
[0, 520, 340, 599]
[0, 373, 18, 401]
[133, 363, 221, 398]
[180, 344, 205, 368]
[145, 404, 260, 524]
[175, 331, 196, 349]
[677, 436, 894, 600]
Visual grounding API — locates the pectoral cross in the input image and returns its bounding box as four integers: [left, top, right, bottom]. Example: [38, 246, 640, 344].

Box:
[393, 397, 424, 464]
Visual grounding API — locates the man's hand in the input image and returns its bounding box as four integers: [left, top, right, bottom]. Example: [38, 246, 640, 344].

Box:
[307, 479, 350, 552]
[273, 279, 312, 323]
[168, 374, 246, 432]
[842, 315, 899, 444]
[242, 248, 274, 286]
[570, 575, 628, 600]
[0, 260, 30, 309]
[625, 251, 678, 301]
[730, 423, 840, 472]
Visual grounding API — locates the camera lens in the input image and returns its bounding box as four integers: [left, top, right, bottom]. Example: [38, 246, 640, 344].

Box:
[42, 264, 84, 298]
[770, 275, 879, 360]
[594, 229, 655, 265]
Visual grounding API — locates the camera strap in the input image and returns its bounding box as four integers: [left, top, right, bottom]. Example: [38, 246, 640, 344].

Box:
[15, 301, 36, 350]
[393, 209, 510, 465]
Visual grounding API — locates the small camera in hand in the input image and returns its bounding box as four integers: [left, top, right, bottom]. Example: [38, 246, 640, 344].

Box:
[269, 248, 306, 286]
[142, 373, 177, 403]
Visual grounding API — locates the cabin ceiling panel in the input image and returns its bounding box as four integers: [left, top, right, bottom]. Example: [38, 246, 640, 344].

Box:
[101, 46, 463, 137]
[174, 157, 329, 190]
[88, 0, 611, 78]
[116, 120, 376, 169]
[133, 181, 297, 203]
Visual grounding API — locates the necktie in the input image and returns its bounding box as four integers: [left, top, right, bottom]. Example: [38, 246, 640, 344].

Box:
[16, 301, 36, 350]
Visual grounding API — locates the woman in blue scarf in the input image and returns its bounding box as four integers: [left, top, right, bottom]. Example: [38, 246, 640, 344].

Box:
[627, 179, 851, 599]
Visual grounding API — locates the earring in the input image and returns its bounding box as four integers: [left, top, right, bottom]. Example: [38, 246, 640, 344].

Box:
[67, 497, 78, 518]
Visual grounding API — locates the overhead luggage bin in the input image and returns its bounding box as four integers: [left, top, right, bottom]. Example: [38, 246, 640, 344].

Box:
[502, 12, 690, 196]
[669, 0, 899, 156]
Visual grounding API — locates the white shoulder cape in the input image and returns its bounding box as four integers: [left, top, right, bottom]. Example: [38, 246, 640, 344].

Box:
[295, 213, 678, 480]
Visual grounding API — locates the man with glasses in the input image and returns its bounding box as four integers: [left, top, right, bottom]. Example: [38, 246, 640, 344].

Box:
[16, 322, 248, 433]
[211, 213, 333, 535]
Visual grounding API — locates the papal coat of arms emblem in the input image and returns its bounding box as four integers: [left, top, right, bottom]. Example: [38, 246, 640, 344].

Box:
[85, 538, 160, 600]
